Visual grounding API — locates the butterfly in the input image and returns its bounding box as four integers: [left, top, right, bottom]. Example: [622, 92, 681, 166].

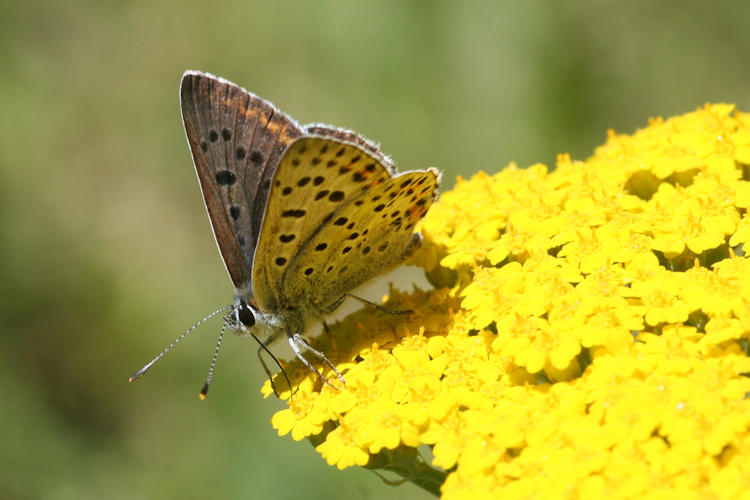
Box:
[132, 71, 439, 397]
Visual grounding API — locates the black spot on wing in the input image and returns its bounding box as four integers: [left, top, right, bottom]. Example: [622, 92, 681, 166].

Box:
[216, 170, 237, 186]
[281, 209, 306, 218]
[329, 191, 345, 202]
[250, 151, 264, 164]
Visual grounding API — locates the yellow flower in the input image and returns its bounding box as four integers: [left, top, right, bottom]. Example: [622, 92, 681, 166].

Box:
[316, 420, 370, 469]
[265, 104, 750, 498]
[271, 386, 332, 441]
[629, 268, 691, 325]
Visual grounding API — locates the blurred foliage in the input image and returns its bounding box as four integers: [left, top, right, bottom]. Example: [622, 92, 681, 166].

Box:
[1, 0, 749, 498]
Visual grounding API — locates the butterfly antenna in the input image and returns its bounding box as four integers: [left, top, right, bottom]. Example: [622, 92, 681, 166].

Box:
[251, 333, 294, 399]
[199, 320, 228, 400]
[129, 305, 233, 383]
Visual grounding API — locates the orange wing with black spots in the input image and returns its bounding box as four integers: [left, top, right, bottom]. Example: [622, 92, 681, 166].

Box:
[251, 136, 439, 315]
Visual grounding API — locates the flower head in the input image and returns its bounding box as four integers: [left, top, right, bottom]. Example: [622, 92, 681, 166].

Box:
[265, 104, 750, 498]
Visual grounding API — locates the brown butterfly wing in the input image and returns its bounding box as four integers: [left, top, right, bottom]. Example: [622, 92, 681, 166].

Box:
[180, 71, 303, 290]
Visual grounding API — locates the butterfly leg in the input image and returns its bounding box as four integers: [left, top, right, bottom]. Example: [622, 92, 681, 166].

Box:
[251, 332, 293, 398]
[340, 293, 413, 315]
[256, 336, 274, 378]
[256, 338, 278, 390]
[286, 327, 346, 388]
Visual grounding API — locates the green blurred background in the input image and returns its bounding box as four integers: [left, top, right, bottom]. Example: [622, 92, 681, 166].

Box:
[2, 1, 749, 498]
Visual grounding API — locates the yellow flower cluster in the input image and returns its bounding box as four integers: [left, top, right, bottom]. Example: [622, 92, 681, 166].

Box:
[264, 103, 750, 499]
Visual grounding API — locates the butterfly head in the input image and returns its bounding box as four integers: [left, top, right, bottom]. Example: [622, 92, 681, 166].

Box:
[227, 295, 297, 398]
[230, 297, 257, 331]
[227, 294, 292, 340]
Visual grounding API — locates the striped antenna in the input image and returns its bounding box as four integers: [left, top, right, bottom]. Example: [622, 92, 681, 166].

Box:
[129, 305, 233, 383]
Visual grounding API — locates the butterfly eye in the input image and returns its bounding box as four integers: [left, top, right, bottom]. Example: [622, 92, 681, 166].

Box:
[238, 302, 256, 327]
